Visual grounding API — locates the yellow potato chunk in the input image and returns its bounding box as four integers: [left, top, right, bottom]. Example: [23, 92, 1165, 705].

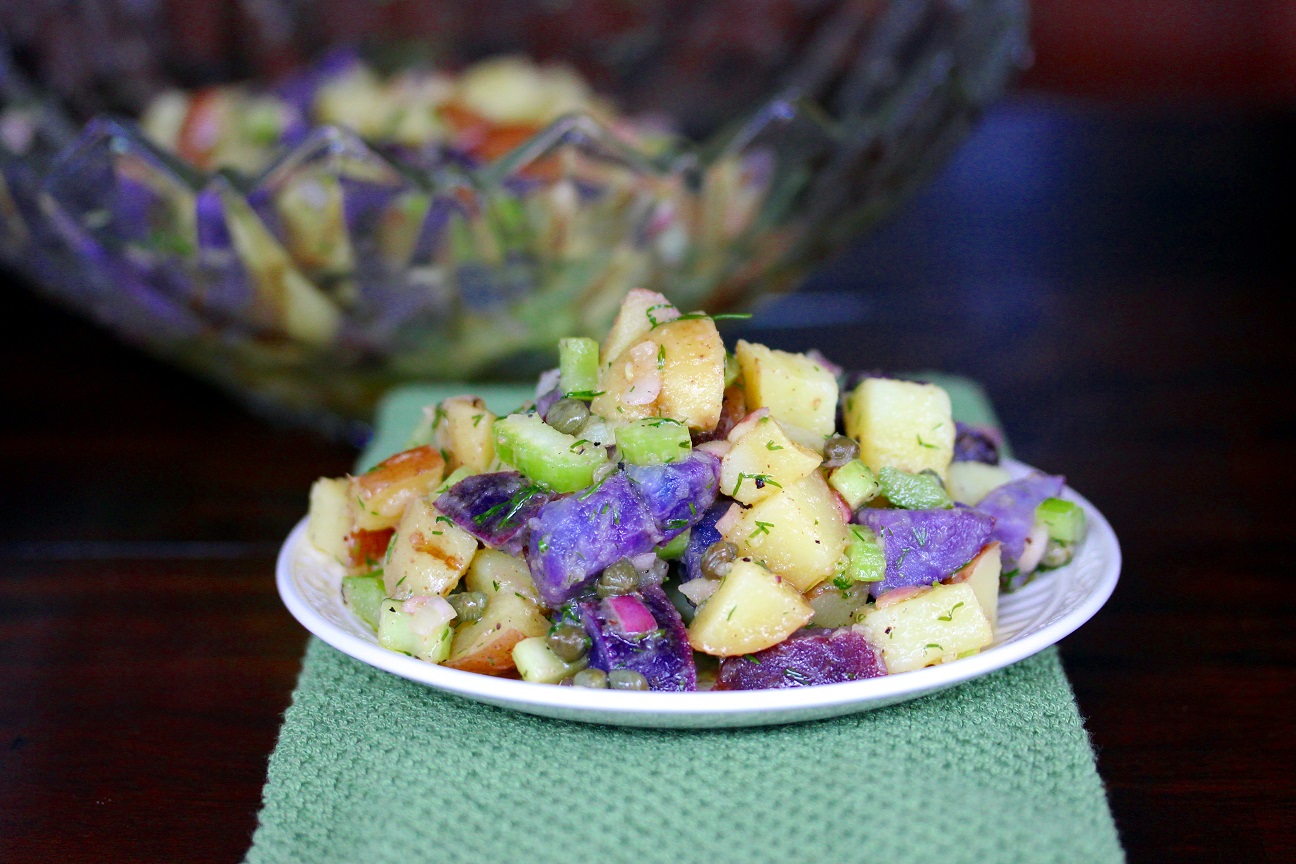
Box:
[349, 445, 445, 531]
[854, 582, 992, 673]
[949, 542, 1001, 628]
[434, 396, 497, 473]
[600, 288, 675, 366]
[728, 472, 850, 593]
[688, 559, 814, 657]
[591, 317, 725, 431]
[221, 188, 341, 346]
[735, 340, 839, 438]
[463, 549, 540, 605]
[719, 416, 822, 505]
[445, 576, 549, 675]
[843, 377, 955, 481]
[384, 498, 477, 599]
[306, 477, 351, 564]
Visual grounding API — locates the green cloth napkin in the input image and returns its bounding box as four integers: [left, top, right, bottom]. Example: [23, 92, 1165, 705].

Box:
[246, 380, 1121, 864]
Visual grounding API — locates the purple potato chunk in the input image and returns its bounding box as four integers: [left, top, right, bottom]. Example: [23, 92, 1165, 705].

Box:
[526, 473, 663, 607]
[681, 501, 728, 582]
[434, 472, 553, 556]
[953, 422, 1002, 465]
[975, 472, 1066, 569]
[856, 507, 995, 598]
[574, 585, 696, 691]
[623, 450, 721, 541]
[714, 628, 885, 690]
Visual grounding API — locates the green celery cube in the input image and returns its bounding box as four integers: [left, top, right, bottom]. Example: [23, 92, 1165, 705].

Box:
[615, 417, 692, 466]
[1036, 497, 1086, 543]
[829, 460, 880, 510]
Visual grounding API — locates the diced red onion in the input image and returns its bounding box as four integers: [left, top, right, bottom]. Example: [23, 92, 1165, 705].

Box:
[678, 578, 720, 606]
[727, 407, 770, 443]
[603, 594, 658, 634]
[623, 342, 662, 405]
[402, 595, 456, 635]
[630, 552, 659, 571]
[696, 440, 732, 458]
[715, 502, 745, 537]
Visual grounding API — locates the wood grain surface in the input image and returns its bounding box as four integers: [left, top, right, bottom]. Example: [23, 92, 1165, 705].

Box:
[0, 98, 1291, 862]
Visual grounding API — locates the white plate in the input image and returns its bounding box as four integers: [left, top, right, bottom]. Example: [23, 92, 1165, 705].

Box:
[277, 458, 1120, 728]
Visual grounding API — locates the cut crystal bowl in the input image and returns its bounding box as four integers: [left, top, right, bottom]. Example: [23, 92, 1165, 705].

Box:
[0, 1, 1027, 438]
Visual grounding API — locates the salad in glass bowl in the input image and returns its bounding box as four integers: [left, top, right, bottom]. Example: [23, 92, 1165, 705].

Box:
[0, 1, 1027, 436]
[303, 289, 1086, 691]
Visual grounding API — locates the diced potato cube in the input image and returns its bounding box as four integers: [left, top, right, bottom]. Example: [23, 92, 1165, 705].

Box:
[728, 472, 850, 593]
[688, 559, 814, 657]
[735, 340, 838, 438]
[843, 378, 955, 481]
[221, 189, 341, 346]
[948, 542, 1001, 627]
[463, 549, 540, 605]
[307, 477, 352, 563]
[384, 498, 477, 598]
[445, 577, 550, 675]
[854, 582, 992, 673]
[434, 396, 497, 473]
[345, 528, 393, 572]
[719, 416, 822, 505]
[350, 445, 445, 531]
[948, 461, 1013, 506]
[600, 288, 675, 366]
[591, 317, 725, 431]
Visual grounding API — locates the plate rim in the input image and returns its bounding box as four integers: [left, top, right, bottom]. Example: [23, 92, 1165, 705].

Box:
[276, 458, 1121, 724]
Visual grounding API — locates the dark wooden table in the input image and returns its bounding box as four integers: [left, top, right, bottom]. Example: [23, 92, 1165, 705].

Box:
[0, 97, 1291, 862]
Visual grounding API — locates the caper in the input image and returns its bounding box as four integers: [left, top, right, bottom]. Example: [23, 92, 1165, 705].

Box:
[918, 468, 947, 489]
[608, 669, 649, 691]
[546, 397, 590, 435]
[1040, 538, 1074, 569]
[572, 668, 609, 689]
[700, 540, 738, 580]
[596, 558, 640, 597]
[822, 435, 861, 468]
[546, 622, 590, 663]
[447, 590, 488, 623]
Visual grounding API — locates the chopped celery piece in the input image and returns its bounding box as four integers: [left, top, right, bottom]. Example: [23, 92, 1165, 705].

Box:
[341, 572, 385, 631]
[513, 636, 588, 684]
[829, 460, 880, 510]
[614, 417, 692, 466]
[657, 528, 691, 560]
[878, 466, 953, 510]
[559, 337, 600, 396]
[723, 352, 741, 387]
[1036, 497, 1086, 543]
[493, 413, 609, 493]
[377, 599, 454, 663]
[838, 527, 886, 583]
[435, 466, 474, 496]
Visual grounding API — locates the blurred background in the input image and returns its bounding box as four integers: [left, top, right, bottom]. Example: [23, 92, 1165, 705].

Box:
[0, 0, 1290, 427]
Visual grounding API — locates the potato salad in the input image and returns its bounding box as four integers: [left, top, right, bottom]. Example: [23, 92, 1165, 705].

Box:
[306, 289, 1086, 691]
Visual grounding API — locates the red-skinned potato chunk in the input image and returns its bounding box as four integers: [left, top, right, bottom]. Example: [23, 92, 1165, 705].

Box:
[349, 445, 445, 531]
[444, 552, 548, 675]
[346, 527, 394, 572]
